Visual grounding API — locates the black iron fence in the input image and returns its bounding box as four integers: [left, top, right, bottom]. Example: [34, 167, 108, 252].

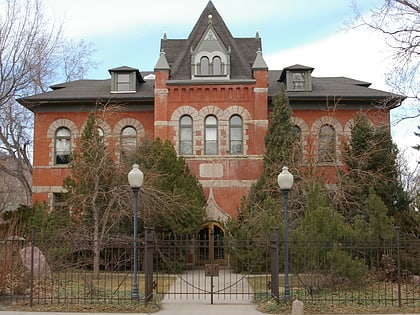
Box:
[0, 228, 419, 309]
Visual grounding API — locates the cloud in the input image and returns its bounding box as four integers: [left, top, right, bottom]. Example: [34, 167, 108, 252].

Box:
[42, 0, 361, 38]
[265, 27, 392, 90]
[43, 0, 283, 38]
[265, 27, 418, 168]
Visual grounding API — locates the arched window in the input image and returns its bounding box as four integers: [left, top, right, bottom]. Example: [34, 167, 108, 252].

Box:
[200, 57, 209, 75]
[213, 56, 222, 75]
[97, 127, 104, 142]
[205, 115, 218, 155]
[179, 115, 193, 155]
[229, 115, 243, 154]
[293, 125, 303, 161]
[55, 127, 71, 165]
[318, 124, 336, 162]
[121, 126, 137, 155]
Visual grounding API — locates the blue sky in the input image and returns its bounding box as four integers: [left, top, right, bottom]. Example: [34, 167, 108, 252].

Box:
[43, 0, 418, 169]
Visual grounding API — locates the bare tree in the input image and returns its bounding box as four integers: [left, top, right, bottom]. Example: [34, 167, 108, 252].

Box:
[0, 0, 96, 207]
[352, 0, 419, 120]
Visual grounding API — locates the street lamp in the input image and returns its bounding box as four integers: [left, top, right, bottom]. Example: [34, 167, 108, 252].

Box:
[277, 166, 294, 301]
[128, 164, 144, 300]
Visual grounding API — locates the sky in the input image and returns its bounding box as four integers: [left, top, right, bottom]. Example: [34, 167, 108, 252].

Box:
[42, 0, 418, 170]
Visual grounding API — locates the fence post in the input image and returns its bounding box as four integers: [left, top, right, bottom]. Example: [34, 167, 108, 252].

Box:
[270, 229, 279, 303]
[396, 227, 401, 308]
[29, 227, 35, 307]
[144, 227, 154, 304]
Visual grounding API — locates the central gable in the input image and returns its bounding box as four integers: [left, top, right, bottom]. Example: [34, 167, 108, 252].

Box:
[191, 15, 230, 80]
[160, 1, 260, 81]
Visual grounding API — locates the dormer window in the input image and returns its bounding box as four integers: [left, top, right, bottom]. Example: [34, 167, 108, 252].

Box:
[200, 57, 210, 75]
[280, 65, 314, 92]
[109, 66, 145, 93]
[117, 73, 130, 91]
[287, 71, 311, 91]
[292, 72, 306, 90]
[191, 17, 230, 80]
[197, 55, 225, 76]
[213, 56, 222, 75]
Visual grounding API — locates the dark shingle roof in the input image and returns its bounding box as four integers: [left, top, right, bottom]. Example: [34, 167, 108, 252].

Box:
[268, 70, 401, 101]
[19, 70, 400, 108]
[17, 2, 403, 111]
[161, 1, 261, 80]
[18, 75, 155, 108]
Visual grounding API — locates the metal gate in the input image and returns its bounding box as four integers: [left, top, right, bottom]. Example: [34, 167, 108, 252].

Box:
[153, 235, 273, 303]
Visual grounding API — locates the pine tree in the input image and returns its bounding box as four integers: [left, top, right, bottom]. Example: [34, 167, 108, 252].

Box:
[133, 138, 206, 235]
[293, 184, 368, 284]
[341, 112, 409, 219]
[248, 84, 299, 215]
[364, 188, 394, 240]
[228, 84, 299, 240]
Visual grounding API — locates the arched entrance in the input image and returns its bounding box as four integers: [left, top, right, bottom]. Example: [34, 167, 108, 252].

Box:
[197, 222, 226, 265]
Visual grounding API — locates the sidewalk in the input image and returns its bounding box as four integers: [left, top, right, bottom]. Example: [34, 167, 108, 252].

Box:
[1, 270, 419, 315]
[0, 269, 264, 315]
[158, 269, 263, 314]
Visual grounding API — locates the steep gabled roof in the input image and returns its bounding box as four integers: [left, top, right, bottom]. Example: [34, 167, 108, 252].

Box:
[160, 1, 260, 80]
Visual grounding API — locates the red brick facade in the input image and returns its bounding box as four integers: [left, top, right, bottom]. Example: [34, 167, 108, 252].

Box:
[20, 1, 399, 230]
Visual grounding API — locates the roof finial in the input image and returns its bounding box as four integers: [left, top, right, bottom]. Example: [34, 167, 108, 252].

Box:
[252, 48, 268, 70]
[256, 30, 260, 39]
[163, 32, 167, 40]
[155, 50, 170, 70]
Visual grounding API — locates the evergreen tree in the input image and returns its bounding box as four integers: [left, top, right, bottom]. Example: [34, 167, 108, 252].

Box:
[293, 183, 352, 244]
[341, 112, 409, 219]
[133, 138, 206, 235]
[292, 184, 367, 284]
[248, 84, 299, 216]
[228, 84, 299, 240]
[355, 188, 395, 242]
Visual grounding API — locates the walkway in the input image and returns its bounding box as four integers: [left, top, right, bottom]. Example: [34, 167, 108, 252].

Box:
[159, 269, 263, 314]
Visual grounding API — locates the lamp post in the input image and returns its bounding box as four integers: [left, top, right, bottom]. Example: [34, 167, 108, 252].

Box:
[277, 166, 293, 301]
[128, 164, 144, 300]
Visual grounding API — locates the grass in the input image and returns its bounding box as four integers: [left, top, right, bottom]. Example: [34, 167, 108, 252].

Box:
[1, 271, 176, 313]
[2, 272, 419, 314]
[247, 274, 420, 314]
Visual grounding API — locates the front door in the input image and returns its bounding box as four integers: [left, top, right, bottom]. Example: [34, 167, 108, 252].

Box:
[197, 222, 225, 265]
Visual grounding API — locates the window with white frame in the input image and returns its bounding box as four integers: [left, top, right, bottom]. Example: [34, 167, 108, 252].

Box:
[292, 72, 306, 90]
[53, 192, 68, 213]
[55, 127, 71, 165]
[204, 115, 218, 155]
[117, 73, 131, 91]
[212, 56, 222, 75]
[200, 57, 210, 75]
[229, 115, 243, 154]
[195, 54, 228, 78]
[179, 115, 193, 155]
[293, 125, 303, 161]
[318, 124, 336, 162]
[121, 126, 137, 157]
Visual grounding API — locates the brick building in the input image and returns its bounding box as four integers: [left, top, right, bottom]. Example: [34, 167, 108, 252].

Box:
[18, 1, 402, 264]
